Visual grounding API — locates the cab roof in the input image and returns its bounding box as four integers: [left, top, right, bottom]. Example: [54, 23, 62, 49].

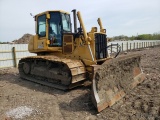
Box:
[35, 10, 70, 17]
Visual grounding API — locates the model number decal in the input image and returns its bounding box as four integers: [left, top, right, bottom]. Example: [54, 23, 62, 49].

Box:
[38, 45, 44, 49]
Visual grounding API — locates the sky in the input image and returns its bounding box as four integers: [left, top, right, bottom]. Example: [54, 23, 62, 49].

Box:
[0, 0, 160, 42]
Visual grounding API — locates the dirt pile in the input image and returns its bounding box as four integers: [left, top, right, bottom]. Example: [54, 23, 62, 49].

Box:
[12, 34, 33, 44]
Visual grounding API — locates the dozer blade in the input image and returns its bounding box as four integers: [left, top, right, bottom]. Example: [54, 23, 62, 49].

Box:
[91, 54, 145, 112]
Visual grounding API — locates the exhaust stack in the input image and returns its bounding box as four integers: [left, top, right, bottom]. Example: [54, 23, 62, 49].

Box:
[71, 9, 77, 33]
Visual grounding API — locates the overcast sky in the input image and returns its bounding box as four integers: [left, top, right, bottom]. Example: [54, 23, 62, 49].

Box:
[0, 0, 160, 42]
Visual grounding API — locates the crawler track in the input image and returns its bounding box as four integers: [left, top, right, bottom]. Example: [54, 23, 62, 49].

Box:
[18, 55, 86, 90]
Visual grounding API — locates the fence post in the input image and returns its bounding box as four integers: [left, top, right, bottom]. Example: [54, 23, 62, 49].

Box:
[146, 42, 148, 48]
[130, 43, 131, 50]
[137, 42, 138, 49]
[134, 42, 135, 49]
[142, 42, 143, 48]
[111, 43, 112, 53]
[117, 43, 118, 53]
[139, 43, 141, 49]
[146, 42, 147, 47]
[12, 47, 17, 68]
[144, 42, 146, 48]
[122, 43, 123, 51]
[127, 42, 128, 51]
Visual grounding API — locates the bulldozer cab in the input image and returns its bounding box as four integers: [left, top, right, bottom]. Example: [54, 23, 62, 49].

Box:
[37, 11, 71, 47]
[28, 11, 73, 53]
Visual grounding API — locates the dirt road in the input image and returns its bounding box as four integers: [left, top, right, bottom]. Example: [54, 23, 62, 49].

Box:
[0, 46, 160, 120]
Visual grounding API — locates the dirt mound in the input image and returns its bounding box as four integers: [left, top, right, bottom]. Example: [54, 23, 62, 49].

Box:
[12, 34, 33, 44]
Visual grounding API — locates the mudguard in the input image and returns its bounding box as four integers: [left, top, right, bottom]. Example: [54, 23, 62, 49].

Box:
[91, 54, 145, 112]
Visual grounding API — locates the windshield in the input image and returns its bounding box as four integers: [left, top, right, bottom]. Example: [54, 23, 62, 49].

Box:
[48, 12, 72, 47]
[61, 13, 71, 32]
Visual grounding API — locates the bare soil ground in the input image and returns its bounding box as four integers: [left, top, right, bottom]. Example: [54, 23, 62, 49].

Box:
[0, 46, 160, 120]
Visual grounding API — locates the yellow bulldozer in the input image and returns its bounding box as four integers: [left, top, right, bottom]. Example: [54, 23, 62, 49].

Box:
[18, 9, 145, 112]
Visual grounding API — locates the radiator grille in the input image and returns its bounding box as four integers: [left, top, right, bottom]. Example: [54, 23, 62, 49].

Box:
[95, 33, 107, 59]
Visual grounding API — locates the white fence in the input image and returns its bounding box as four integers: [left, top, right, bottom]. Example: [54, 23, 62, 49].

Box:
[0, 44, 35, 68]
[108, 40, 160, 53]
[0, 40, 160, 68]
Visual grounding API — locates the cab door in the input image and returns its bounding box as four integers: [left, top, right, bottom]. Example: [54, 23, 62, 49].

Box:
[36, 14, 48, 50]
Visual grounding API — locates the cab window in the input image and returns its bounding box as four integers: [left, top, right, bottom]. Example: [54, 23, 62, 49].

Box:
[61, 13, 71, 32]
[37, 14, 46, 37]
